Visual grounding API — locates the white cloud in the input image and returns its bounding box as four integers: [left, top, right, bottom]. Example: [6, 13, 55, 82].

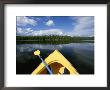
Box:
[71, 16, 94, 37]
[16, 16, 94, 37]
[17, 28, 34, 36]
[17, 16, 37, 26]
[17, 28, 64, 36]
[17, 28, 23, 34]
[33, 29, 63, 36]
[45, 20, 54, 26]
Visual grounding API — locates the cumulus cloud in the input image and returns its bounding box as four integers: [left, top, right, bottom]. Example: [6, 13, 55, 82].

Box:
[16, 28, 63, 36]
[33, 29, 63, 36]
[45, 20, 54, 26]
[17, 28, 33, 36]
[16, 16, 94, 37]
[71, 16, 94, 37]
[17, 16, 37, 26]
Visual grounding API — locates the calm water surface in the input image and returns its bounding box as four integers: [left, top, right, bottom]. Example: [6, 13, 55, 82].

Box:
[16, 43, 94, 74]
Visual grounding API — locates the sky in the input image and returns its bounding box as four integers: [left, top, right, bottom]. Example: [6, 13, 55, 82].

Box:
[16, 16, 94, 37]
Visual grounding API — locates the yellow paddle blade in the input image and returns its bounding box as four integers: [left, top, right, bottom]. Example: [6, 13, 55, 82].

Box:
[34, 50, 40, 56]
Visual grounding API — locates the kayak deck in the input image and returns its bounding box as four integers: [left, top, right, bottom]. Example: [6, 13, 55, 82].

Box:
[32, 50, 79, 75]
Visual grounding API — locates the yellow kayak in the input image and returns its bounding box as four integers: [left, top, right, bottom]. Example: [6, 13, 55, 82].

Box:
[32, 50, 79, 75]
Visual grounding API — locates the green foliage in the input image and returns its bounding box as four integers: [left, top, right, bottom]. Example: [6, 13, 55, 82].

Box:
[16, 35, 94, 44]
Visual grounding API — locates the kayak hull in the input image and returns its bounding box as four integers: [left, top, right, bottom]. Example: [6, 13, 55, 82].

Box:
[32, 50, 79, 75]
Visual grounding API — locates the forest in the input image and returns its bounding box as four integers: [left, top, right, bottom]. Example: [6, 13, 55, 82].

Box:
[16, 35, 94, 44]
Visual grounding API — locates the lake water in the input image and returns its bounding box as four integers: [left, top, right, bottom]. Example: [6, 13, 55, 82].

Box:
[16, 43, 94, 74]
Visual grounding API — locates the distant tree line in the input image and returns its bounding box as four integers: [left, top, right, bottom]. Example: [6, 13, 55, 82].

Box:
[16, 35, 94, 44]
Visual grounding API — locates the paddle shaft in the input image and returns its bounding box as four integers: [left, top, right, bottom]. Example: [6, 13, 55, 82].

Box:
[38, 55, 53, 74]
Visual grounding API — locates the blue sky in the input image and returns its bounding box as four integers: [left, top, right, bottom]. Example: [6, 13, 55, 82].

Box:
[16, 16, 94, 37]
